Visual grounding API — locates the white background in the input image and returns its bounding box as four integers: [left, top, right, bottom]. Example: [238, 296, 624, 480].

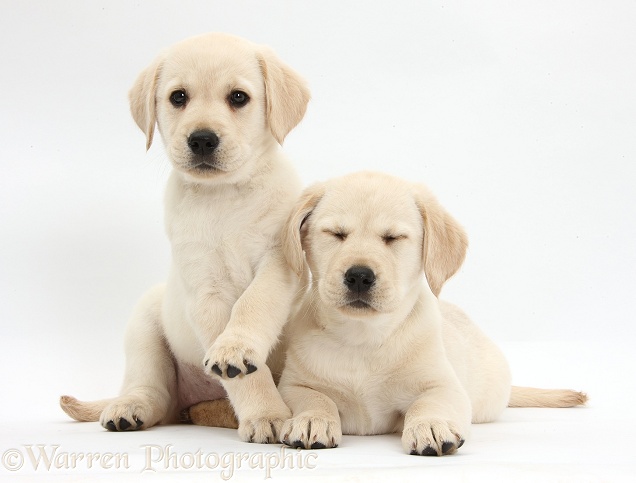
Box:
[1, 1, 635, 481]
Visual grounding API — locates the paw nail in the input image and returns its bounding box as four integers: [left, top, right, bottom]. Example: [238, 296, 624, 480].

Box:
[226, 365, 241, 378]
[180, 409, 192, 423]
[211, 364, 222, 376]
[458, 439, 465, 448]
[310, 442, 327, 449]
[246, 363, 257, 374]
[106, 420, 117, 432]
[118, 418, 131, 430]
[292, 440, 305, 449]
[204, 359, 209, 367]
[134, 417, 143, 428]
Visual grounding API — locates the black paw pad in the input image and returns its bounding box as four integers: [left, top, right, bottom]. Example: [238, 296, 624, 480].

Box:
[310, 442, 327, 449]
[106, 420, 117, 432]
[421, 446, 438, 456]
[118, 418, 131, 430]
[211, 364, 223, 376]
[226, 365, 242, 378]
[246, 362, 257, 374]
[441, 441, 456, 454]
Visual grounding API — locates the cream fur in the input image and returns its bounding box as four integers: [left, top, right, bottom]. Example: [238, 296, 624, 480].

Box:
[60, 32, 310, 443]
[277, 171, 586, 455]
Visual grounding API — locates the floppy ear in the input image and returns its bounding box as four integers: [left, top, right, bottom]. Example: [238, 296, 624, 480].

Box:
[129, 57, 162, 150]
[258, 47, 311, 144]
[282, 182, 325, 277]
[414, 185, 468, 297]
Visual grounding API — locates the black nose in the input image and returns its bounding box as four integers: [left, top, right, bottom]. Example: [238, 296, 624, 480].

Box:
[344, 266, 376, 293]
[188, 130, 219, 156]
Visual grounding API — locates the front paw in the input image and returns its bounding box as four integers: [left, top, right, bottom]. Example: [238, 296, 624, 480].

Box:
[239, 413, 290, 444]
[402, 419, 465, 456]
[280, 412, 342, 450]
[203, 334, 260, 380]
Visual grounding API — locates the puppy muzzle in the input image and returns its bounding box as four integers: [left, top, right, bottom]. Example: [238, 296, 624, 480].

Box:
[342, 265, 376, 310]
[188, 130, 221, 171]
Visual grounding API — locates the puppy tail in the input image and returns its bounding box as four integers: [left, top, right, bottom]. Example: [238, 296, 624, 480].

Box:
[59, 395, 113, 422]
[508, 386, 588, 408]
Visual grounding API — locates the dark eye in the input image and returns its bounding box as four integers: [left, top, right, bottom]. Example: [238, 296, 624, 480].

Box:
[170, 90, 187, 107]
[229, 90, 250, 107]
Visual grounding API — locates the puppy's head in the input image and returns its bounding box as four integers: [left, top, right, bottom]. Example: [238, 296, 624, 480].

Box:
[283, 172, 467, 319]
[129, 33, 310, 184]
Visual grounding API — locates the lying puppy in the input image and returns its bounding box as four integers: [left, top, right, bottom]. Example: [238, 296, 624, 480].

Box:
[60, 32, 310, 443]
[277, 171, 587, 455]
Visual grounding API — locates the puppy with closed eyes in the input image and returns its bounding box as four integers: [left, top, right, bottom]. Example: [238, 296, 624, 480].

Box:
[60, 32, 310, 443]
[277, 171, 587, 455]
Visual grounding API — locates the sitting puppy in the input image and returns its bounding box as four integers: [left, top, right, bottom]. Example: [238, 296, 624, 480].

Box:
[277, 171, 587, 455]
[60, 33, 310, 443]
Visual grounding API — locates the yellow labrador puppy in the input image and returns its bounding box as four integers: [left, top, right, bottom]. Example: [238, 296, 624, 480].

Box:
[278, 171, 586, 455]
[60, 33, 310, 443]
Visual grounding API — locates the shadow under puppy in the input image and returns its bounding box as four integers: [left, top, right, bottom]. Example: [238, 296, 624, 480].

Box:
[60, 32, 310, 443]
[274, 171, 587, 455]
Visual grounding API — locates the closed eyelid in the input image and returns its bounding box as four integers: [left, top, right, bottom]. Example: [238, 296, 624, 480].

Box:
[383, 233, 407, 239]
[382, 233, 408, 243]
[322, 228, 348, 239]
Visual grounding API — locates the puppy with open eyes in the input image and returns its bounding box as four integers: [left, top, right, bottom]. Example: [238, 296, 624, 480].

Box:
[276, 171, 587, 455]
[60, 33, 310, 443]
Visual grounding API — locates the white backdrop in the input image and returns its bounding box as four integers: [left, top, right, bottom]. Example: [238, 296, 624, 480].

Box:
[1, 1, 635, 480]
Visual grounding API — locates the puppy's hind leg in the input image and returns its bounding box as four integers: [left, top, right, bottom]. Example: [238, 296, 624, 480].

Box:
[182, 398, 239, 429]
[99, 284, 178, 431]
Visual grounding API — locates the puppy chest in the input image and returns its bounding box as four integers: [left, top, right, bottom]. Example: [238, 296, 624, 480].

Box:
[170, 223, 274, 285]
[165, 176, 283, 282]
[331, 382, 402, 435]
[303, 358, 402, 434]
[166, 181, 284, 248]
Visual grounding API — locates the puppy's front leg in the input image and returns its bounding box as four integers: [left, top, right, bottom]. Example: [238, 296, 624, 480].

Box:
[401, 374, 471, 456]
[278, 382, 342, 450]
[202, 248, 298, 443]
[222, 366, 291, 443]
[203, 248, 297, 377]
